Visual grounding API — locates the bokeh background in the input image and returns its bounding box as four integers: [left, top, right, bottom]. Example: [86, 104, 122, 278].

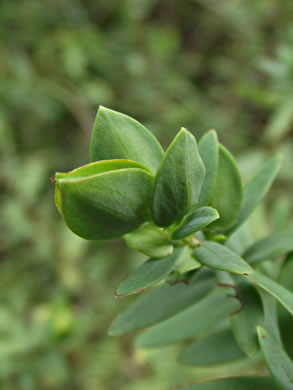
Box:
[1, 1, 293, 389]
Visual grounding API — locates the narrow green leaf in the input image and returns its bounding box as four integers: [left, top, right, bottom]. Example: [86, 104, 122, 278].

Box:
[197, 130, 219, 206]
[90, 106, 164, 173]
[257, 327, 293, 390]
[265, 99, 293, 142]
[55, 159, 151, 215]
[215, 270, 234, 285]
[271, 196, 292, 231]
[258, 289, 282, 345]
[115, 248, 183, 297]
[170, 377, 278, 390]
[279, 253, 293, 293]
[225, 224, 252, 255]
[243, 229, 293, 264]
[194, 241, 253, 275]
[178, 329, 244, 366]
[57, 168, 153, 240]
[209, 144, 243, 230]
[124, 223, 173, 258]
[152, 128, 205, 227]
[229, 155, 282, 233]
[172, 207, 219, 240]
[136, 286, 240, 348]
[109, 278, 216, 335]
[248, 272, 293, 316]
[230, 276, 263, 357]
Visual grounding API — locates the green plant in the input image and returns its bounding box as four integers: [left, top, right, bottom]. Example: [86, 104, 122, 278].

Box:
[54, 106, 293, 389]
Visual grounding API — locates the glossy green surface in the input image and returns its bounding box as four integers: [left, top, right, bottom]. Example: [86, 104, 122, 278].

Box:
[178, 329, 245, 366]
[230, 276, 263, 357]
[248, 272, 293, 316]
[172, 207, 219, 240]
[110, 278, 215, 335]
[55, 159, 150, 215]
[90, 106, 164, 173]
[209, 145, 243, 230]
[194, 241, 253, 275]
[257, 327, 293, 390]
[152, 128, 205, 227]
[136, 287, 240, 348]
[58, 168, 153, 240]
[115, 248, 183, 296]
[197, 130, 219, 207]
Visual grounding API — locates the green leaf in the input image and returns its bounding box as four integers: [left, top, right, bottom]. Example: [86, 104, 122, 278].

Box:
[279, 253, 293, 293]
[194, 241, 253, 275]
[209, 144, 243, 230]
[190, 267, 215, 283]
[170, 377, 278, 390]
[225, 223, 252, 255]
[90, 106, 164, 173]
[136, 286, 240, 348]
[172, 207, 219, 240]
[271, 196, 292, 231]
[173, 251, 201, 273]
[265, 99, 293, 142]
[258, 289, 282, 345]
[257, 327, 293, 390]
[229, 155, 282, 233]
[152, 128, 205, 227]
[109, 278, 216, 335]
[124, 223, 173, 258]
[215, 270, 235, 285]
[115, 248, 184, 297]
[57, 167, 153, 240]
[247, 272, 293, 316]
[178, 329, 245, 366]
[243, 229, 293, 264]
[230, 276, 263, 357]
[197, 130, 219, 206]
[55, 159, 151, 215]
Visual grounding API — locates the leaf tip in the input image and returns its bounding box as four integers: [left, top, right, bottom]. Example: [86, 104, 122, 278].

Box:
[107, 322, 121, 337]
[178, 127, 191, 139]
[207, 128, 218, 137]
[256, 326, 267, 340]
[97, 104, 107, 112]
[178, 127, 196, 141]
[114, 286, 146, 298]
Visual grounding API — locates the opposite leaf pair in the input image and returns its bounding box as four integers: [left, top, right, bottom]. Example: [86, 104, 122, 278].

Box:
[54, 107, 223, 242]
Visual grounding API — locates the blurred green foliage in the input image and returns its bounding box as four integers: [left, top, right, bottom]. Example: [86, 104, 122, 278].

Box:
[0, 0, 292, 389]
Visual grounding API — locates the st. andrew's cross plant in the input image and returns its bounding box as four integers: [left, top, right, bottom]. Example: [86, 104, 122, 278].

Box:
[54, 106, 293, 390]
